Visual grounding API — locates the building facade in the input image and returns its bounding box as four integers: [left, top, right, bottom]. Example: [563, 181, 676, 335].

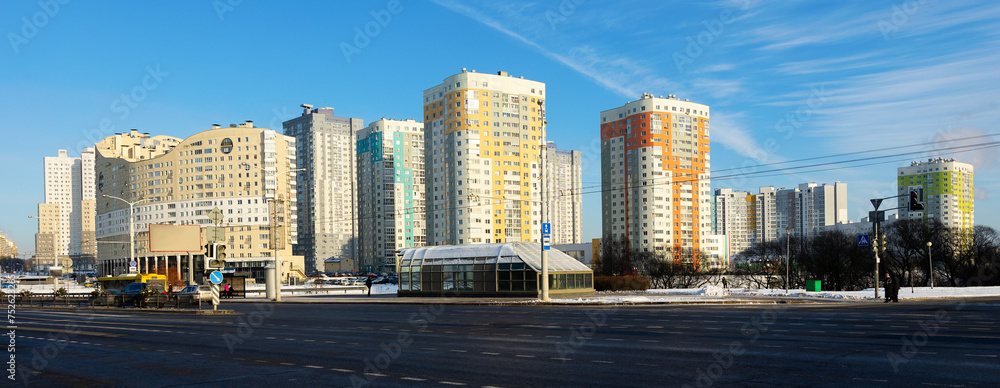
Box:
[423, 69, 547, 246]
[284, 105, 363, 273]
[0, 232, 17, 259]
[600, 93, 712, 264]
[898, 158, 974, 229]
[712, 188, 750, 260]
[33, 148, 96, 272]
[94, 125, 302, 283]
[544, 142, 583, 245]
[356, 118, 426, 273]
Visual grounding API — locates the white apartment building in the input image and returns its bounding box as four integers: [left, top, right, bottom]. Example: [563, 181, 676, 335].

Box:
[712, 188, 750, 260]
[544, 142, 583, 245]
[423, 69, 547, 245]
[600, 93, 712, 266]
[356, 118, 426, 272]
[284, 105, 364, 273]
[898, 158, 974, 230]
[35, 148, 96, 271]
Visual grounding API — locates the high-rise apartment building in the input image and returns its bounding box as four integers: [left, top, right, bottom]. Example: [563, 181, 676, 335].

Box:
[600, 93, 712, 262]
[749, 186, 779, 245]
[33, 148, 96, 271]
[423, 69, 547, 245]
[1, 231, 18, 259]
[712, 188, 750, 259]
[898, 158, 974, 229]
[715, 182, 847, 256]
[793, 182, 848, 239]
[284, 105, 363, 273]
[544, 142, 582, 245]
[356, 118, 426, 272]
[94, 125, 302, 283]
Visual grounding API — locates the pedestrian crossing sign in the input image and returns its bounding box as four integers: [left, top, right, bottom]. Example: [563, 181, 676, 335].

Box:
[857, 234, 870, 246]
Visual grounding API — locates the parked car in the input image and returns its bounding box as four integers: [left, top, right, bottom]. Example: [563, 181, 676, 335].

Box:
[176, 285, 213, 304]
[91, 289, 122, 306]
[121, 282, 166, 307]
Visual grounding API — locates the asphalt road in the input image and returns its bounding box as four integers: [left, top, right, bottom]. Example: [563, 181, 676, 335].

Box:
[10, 298, 1000, 387]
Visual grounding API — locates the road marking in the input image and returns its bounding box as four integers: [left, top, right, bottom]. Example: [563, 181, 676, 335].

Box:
[365, 372, 387, 377]
[265, 336, 276, 339]
[637, 363, 658, 367]
[964, 354, 998, 358]
[515, 355, 535, 358]
[552, 357, 571, 361]
[592, 360, 614, 364]
[762, 345, 782, 348]
[605, 338, 623, 341]
[450, 350, 468, 353]
[439, 381, 466, 386]
[482, 352, 501, 356]
[545, 335, 561, 338]
[304, 339, 315, 342]
[285, 338, 296, 341]
[330, 368, 353, 373]
[256, 360, 268, 363]
[401, 377, 427, 381]
[280, 363, 295, 366]
[640, 340, 659, 343]
[646, 326, 663, 329]
[192, 353, 202, 356]
[325, 341, 337, 344]
[305, 365, 324, 369]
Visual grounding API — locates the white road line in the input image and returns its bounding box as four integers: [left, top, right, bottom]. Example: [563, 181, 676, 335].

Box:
[592, 360, 614, 364]
[304, 365, 324, 369]
[481, 352, 501, 355]
[365, 372, 387, 377]
[606, 338, 623, 341]
[192, 353, 202, 356]
[514, 355, 535, 358]
[401, 377, 427, 381]
[423, 348, 438, 351]
[640, 340, 659, 343]
[647, 326, 663, 329]
[280, 362, 295, 366]
[450, 350, 468, 353]
[551, 357, 571, 361]
[325, 340, 337, 344]
[330, 368, 353, 373]
[266, 337, 277, 339]
[545, 335, 561, 338]
[439, 381, 466, 386]
[304, 339, 315, 342]
[964, 354, 998, 358]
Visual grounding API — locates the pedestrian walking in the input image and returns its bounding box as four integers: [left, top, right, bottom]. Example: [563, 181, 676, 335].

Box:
[365, 276, 373, 296]
[721, 277, 728, 289]
[883, 273, 899, 303]
[223, 283, 231, 299]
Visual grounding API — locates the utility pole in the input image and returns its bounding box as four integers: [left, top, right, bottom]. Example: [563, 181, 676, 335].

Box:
[539, 101, 549, 303]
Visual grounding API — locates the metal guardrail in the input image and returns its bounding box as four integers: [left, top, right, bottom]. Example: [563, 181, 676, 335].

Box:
[9, 293, 206, 309]
[241, 285, 369, 295]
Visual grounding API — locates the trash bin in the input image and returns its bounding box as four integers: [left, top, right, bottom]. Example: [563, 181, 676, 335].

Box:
[806, 280, 821, 292]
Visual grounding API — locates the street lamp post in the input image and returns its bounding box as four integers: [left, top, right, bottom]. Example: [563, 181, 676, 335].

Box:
[927, 241, 933, 289]
[785, 227, 790, 294]
[102, 194, 150, 276]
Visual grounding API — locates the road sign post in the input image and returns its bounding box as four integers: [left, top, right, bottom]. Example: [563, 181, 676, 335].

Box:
[857, 234, 870, 246]
[210, 284, 220, 311]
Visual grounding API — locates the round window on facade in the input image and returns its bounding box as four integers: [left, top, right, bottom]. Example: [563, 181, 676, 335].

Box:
[220, 138, 234, 154]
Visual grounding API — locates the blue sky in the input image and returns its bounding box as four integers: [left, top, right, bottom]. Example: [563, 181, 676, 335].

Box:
[2, 1, 999, 252]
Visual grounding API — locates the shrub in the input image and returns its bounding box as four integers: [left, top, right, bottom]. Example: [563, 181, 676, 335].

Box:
[53, 287, 68, 297]
[594, 276, 650, 291]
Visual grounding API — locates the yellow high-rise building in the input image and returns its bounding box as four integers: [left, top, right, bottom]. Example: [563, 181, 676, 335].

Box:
[423, 69, 547, 245]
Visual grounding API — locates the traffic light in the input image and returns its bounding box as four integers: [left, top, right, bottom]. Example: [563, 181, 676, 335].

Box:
[909, 190, 925, 211]
[878, 233, 887, 254]
[216, 244, 227, 261]
[204, 243, 215, 258]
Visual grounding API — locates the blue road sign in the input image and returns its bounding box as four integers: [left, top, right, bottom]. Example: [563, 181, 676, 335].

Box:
[542, 223, 551, 235]
[857, 234, 870, 246]
[209, 270, 224, 285]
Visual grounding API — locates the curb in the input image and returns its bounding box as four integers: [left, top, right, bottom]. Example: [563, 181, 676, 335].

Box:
[17, 305, 236, 314]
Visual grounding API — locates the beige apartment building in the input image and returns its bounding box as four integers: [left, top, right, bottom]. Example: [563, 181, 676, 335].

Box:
[94, 125, 303, 283]
[544, 142, 583, 245]
[32, 148, 96, 272]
